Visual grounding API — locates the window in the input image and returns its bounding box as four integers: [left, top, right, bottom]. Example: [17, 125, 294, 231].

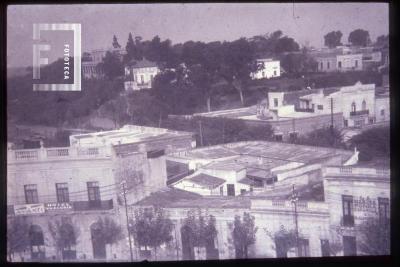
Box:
[362, 100, 366, 110]
[320, 62, 323, 70]
[343, 236, 356, 256]
[273, 70, 277, 76]
[56, 183, 69, 203]
[29, 225, 45, 260]
[150, 74, 154, 82]
[87, 181, 101, 204]
[274, 98, 278, 107]
[344, 119, 348, 127]
[320, 239, 330, 256]
[24, 184, 38, 204]
[140, 75, 144, 84]
[381, 109, 385, 116]
[351, 102, 356, 112]
[342, 195, 354, 226]
[327, 62, 330, 69]
[355, 60, 358, 67]
[298, 238, 310, 257]
[317, 105, 323, 110]
[289, 132, 298, 142]
[147, 149, 165, 158]
[227, 184, 235, 196]
[262, 71, 265, 77]
[338, 61, 342, 68]
[139, 246, 152, 258]
[240, 189, 246, 195]
[220, 186, 224, 196]
[378, 197, 389, 221]
[274, 134, 283, 142]
[275, 237, 288, 258]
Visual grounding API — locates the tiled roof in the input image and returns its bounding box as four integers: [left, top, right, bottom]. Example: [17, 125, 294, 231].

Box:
[188, 173, 226, 188]
[133, 188, 251, 208]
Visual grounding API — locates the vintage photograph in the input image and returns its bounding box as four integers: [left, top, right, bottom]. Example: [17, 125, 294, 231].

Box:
[6, 3, 390, 262]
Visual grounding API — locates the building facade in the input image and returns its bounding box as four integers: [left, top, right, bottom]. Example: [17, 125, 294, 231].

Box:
[7, 125, 196, 262]
[126, 163, 389, 261]
[251, 59, 281, 79]
[299, 82, 376, 128]
[124, 59, 160, 91]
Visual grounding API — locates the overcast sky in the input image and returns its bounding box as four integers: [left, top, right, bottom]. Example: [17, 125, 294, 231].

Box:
[7, 3, 389, 68]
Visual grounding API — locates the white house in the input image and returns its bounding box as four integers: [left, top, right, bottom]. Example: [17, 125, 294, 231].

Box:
[124, 59, 160, 91]
[298, 81, 376, 128]
[251, 58, 281, 79]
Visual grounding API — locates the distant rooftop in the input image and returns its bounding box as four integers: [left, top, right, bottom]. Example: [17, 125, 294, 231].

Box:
[69, 125, 194, 148]
[188, 173, 226, 189]
[173, 141, 353, 167]
[134, 188, 251, 208]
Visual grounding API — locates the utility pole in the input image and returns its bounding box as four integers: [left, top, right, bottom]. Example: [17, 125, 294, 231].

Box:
[291, 184, 300, 257]
[198, 120, 204, 147]
[174, 223, 179, 260]
[121, 180, 134, 262]
[330, 97, 335, 146]
[330, 97, 334, 130]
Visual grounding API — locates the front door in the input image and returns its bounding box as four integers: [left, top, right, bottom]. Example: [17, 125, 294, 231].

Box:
[227, 184, 235, 196]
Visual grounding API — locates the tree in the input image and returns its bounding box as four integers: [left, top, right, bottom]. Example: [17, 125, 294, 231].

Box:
[220, 38, 260, 106]
[274, 36, 300, 53]
[48, 217, 80, 260]
[130, 207, 174, 260]
[294, 126, 346, 149]
[180, 210, 218, 260]
[98, 51, 124, 80]
[358, 216, 390, 255]
[348, 29, 371, 47]
[375, 34, 389, 48]
[125, 33, 136, 62]
[280, 52, 318, 74]
[112, 35, 121, 49]
[232, 212, 257, 258]
[265, 225, 297, 257]
[7, 216, 31, 261]
[92, 217, 124, 251]
[324, 31, 343, 48]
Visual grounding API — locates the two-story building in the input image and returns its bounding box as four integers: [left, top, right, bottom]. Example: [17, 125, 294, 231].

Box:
[298, 81, 376, 128]
[250, 58, 281, 79]
[124, 59, 160, 91]
[7, 125, 196, 262]
[323, 165, 390, 256]
[82, 47, 125, 79]
[312, 49, 363, 72]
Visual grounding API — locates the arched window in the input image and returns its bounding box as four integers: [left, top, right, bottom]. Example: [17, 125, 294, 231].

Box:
[351, 102, 356, 112]
[362, 100, 367, 110]
[29, 225, 45, 260]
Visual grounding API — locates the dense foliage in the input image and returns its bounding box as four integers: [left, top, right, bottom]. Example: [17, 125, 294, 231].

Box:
[349, 126, 390, 162]
[130, 208, 174, 260]
[232, 212, 258, 259]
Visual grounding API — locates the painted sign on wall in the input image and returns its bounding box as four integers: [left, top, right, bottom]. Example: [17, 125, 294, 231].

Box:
[14, 203, 45, 215]
[45, 202, 73, 211]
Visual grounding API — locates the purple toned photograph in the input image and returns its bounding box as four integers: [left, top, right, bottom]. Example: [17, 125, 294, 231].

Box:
[6, 3, 389, 262]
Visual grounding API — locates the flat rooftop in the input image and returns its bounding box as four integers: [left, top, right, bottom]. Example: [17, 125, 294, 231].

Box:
[176, 141, 353, 165]
[70, 125, 194, 147]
